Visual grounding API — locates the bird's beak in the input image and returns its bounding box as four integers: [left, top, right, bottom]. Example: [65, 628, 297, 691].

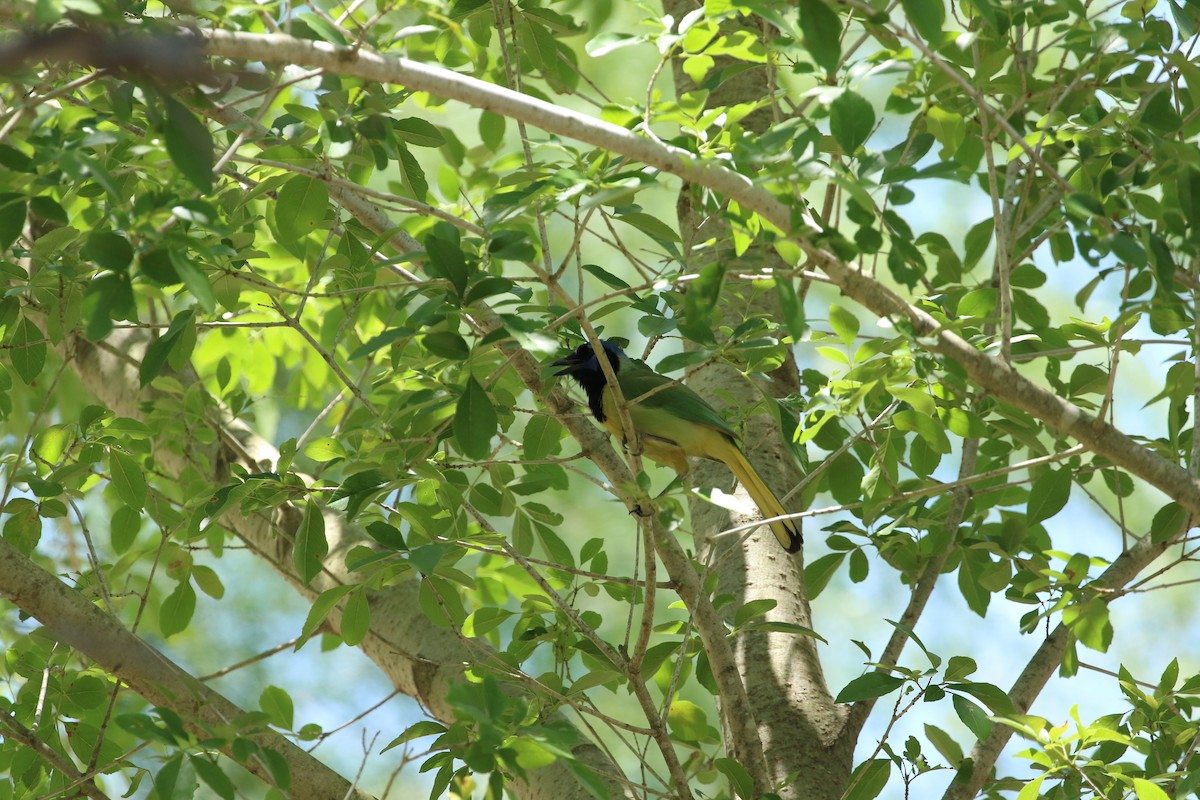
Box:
[551, 354, 579, 376]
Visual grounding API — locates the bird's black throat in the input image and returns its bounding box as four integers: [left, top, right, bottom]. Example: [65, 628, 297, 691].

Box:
[557, 343, 621, 424]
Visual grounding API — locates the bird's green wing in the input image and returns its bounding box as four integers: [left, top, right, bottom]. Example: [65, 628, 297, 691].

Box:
[616, 356, 739, 438]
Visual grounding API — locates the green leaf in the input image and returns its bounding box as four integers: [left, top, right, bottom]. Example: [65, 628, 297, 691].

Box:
[479, 111, 506, 150]
[805, 552, 845, 599]
[733, 598, 778, 628]
[1142, 89, 1182, 132]
[888, 386, 936, 417]
[1026, 468, 1071, 524]
[0, 193, 26, 251]
[419, 575, 466, 627]
[1063, 598, 1112, 652]
[82, 231, 134, 270]
[111, 505, 141, 553]
[586, 32, 646, 57]
[297, 584, 354, 649]
[8, 315, 46, 385]
[462, 606, 514, 637]
[667, 700, 718, 743]
[192, 565, 224, 599]
[1169, 0, 1200, 35]
[108, 450, 148, 510]
[830, 90, 875, 154]
[3, 500, 42, 554]
[836, 672, 904, 703]
[260, 685, 295, 730]
[154, 753, 192, 800]
[487, 231, 536, 262]
[304, 437, 347, 463]
[615, 212, 680, 244]
[423, 331, 470, 360]
[951, 694, 993, 739]
[63, 675, 106, 711]
[394, 117, 446, 147]
[958, 287, 996, 319]
[29, 195, 67, 223]
[455, 376, 497, 460]
[776, 277, 808, 340]
[140, 309, 196, 387]
[190, 756, 235, 800]
[927, 105, 965, 157]
[1015, 776, 1046, 800]
[714, 757, 754, 799]
[845, 758, 890, 800]
[160, 580, 196, 638]
[828, 303, 860, 345]
[581, 263, 630, 289]
[798, 0, 842, 74]
[523, 414, 563, 460]
[82, 272, 134, 340]
[901, 0, 945, 43]
[1150, 501, 1187, 543]
[924, 723, 964, 764]
[294, 498, 328, 585]
[365, 521, 407, 550]
[162, 97, 214, 192]
[425, 235, 471, 299]
[395, 143, 429, 201]
[341, 587, 370, 646]
[381, 720, 448, 753]
[168, 249, 216, 313]
[736, 621, 828, 642]
[947, 681, 1012, 713]
[1133, 778, 1172, 800]
[274, 176, 329, 251]
[259, 748, 291, 791]
[680, 261, 724, 343]
[945, 655, 977, 681]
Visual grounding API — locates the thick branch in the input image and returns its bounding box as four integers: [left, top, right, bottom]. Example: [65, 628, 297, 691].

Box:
[0, 537, 369, 800]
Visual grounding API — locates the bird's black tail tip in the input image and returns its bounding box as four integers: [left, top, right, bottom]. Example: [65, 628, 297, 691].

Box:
[779, 523, 803, 553]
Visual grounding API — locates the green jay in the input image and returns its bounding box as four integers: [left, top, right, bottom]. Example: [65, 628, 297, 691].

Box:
[553, 339, 802, 553]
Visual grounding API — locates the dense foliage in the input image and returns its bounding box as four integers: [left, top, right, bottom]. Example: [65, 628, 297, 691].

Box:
[1, 0, 1199, 798]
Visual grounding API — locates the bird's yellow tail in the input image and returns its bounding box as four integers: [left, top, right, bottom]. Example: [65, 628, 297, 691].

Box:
[722, 445, 802, 553]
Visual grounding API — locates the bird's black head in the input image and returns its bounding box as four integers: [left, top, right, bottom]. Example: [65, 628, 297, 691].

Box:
[552, 339, 623, 422]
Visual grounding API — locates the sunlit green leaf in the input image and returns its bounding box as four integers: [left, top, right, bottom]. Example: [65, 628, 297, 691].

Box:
[830, 90, 875, 154]
[294, 499, 328, 585]
[8, 315, 46, 385]
[798, 0, 842, 74]
[260, 685, 295, 730]
[160, 580, 196, 638]
[454, 376, 497, 460]
[341, 587, 370, 645]
[901, 0, 945, 42]
[1027, 468, 1070, 524]
[836, 672, 904, 703]
[108, 450, 148, 510]
[163, 96, 213, 192]
[274, 176, 329, 252]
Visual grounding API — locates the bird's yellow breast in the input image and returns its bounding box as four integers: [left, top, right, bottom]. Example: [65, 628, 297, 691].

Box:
[600, 385, 735, 474]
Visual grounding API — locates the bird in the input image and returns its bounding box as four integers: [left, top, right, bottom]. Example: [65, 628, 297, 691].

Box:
[552, 339, 801, 553]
